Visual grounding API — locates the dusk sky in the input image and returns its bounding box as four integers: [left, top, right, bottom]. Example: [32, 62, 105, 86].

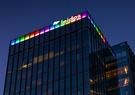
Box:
[0, 0, 135, 94]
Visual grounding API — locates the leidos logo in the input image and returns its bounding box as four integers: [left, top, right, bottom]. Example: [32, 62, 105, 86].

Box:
[11, 12, 89, 46]
[53, 14, 82, 27]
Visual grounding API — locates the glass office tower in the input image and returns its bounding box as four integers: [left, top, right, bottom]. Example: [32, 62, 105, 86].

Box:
[112, 42, 135, 95]
[106, 42, 135, 95]
[4, 12, 114, 95]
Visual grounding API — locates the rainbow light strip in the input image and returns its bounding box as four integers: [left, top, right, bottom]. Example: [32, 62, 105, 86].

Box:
[90, 18, 106, 43]
[10, 11, 106, 46]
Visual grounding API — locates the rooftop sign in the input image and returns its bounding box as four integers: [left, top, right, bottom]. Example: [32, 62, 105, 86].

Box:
[10, 11, 106, 46]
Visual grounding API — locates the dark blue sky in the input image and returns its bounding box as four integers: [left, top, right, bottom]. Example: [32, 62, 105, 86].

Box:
[0, 0, 135, 94]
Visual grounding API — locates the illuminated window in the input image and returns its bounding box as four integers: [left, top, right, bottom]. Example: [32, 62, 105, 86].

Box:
[38, 55, 43, 63]
[28, 63, 32, 67]
[22, 64, 27, 69]
[33, 57, 38, 64]
[105, 62, 116, 68]
[118, 78, 129, 87]
[49, 51, 54, 59]
[106, 66, 128, 79]
[90, 79, 95, 85]
[124, 67, 128, 74]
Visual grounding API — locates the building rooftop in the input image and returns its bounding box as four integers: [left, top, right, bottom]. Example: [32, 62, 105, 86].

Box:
[10, 11, 107, 46]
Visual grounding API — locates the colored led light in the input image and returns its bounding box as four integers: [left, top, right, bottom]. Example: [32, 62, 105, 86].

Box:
[76, 14, 81, 21]
[91, 19, 97, 29]
[35, 31, 40, 36]
[11, 12, 90, 46]
[53, 21, 60, 25]
[90, 19, 96, 28]
[45, 27, 50, 32]
[11, 42, 15, 45]
[93, 24, 96, 28]
[53, 20, 61, 28]
[11, 40, 16, 45]
[10, 12, 107, 46]
[30, 32, 35, 38]
[90, 20, 94, 24]
[98, 32, 101, 36]
[40, 29, 45, 34]
[100, 34, 103, 39]
[20, 36, 25, 42]
[102, 38, 106, 43]
[25, 35, 29, 40]
[96, 27, 100, 33]
[16, 38, 20, 44]
[91, 20, 106, 44]
[82, 12, 88, 18]
[52, 21, 61, 30]
[82, 15, 87, 18]
[55, 24, 60, 28]
[65, 19, 71, 25]
[88, 16, 90, 19]
[70, 16, 76, 22]
[50, 26, 54, 31]
[61, 20, 66, 26]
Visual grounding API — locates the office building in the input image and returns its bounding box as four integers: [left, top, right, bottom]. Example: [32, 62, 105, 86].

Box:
[4, 11, 115, 95]
[106, 42, 135, 95]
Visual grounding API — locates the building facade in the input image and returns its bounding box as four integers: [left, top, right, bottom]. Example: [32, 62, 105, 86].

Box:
[106, 42, 135, 95]
[4, 12, 115, 95]
[112, 42, 135, 95]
